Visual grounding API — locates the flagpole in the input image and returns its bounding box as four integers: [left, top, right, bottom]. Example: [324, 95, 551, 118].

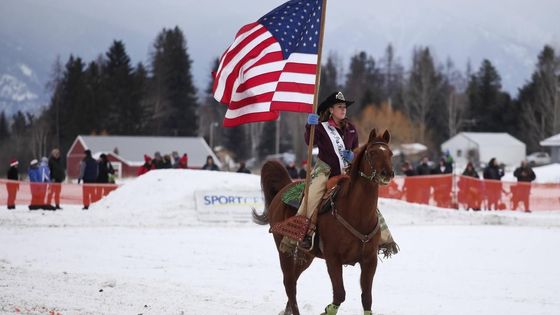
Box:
[302, 0, 328, 220]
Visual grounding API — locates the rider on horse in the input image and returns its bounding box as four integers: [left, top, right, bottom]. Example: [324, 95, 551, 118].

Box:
[275, 91, 398, 255]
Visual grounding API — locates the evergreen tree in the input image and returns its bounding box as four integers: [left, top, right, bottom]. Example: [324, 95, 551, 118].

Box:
[103, 40, 142, 134]
[57, 56, 90, 151]
[319, 53, 341, 103]
[380, 44, 405, 108]
[84, 60, 108, 133]
[0, 111, 9, 143]
[345, 51, 383, 116]
[133, 62, 151, 134]
[466, 59, 513, 132]
[150, 27, 198, 136]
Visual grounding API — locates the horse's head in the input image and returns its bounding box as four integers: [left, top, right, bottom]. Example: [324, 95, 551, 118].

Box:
[355, 129, 394, 185]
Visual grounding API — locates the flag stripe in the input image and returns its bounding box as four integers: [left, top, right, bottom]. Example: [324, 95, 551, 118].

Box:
[213, 0, 323, 127]
[214, 29, 274, 101]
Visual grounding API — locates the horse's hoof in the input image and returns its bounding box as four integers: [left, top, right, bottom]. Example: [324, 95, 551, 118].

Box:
[320, 303, 339, 315]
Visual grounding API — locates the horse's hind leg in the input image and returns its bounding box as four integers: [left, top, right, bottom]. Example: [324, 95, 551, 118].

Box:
[279, 252, 313, 315]
[279, 253, 300, 315]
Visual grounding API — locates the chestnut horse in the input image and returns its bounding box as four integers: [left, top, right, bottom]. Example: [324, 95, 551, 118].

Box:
[253, 129, 394, 315]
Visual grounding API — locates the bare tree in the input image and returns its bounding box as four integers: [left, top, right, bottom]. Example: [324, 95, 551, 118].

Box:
[404, 47, 443, 143]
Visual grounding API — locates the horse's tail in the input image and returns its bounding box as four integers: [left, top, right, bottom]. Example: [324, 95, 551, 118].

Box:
[252, 160, 292, 225]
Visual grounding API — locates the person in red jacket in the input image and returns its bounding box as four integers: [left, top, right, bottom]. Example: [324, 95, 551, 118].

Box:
[137, 155, 153, 176]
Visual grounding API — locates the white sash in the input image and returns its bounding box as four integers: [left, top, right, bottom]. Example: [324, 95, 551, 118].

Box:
[321, 122, 347, 174]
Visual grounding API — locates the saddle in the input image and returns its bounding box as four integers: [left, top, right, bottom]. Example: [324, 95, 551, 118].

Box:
[271, 175, 349, 242]
[281, 175, 349, 213]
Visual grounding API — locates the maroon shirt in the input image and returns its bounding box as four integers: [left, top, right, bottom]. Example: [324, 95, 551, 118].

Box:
[305, 119, 359, 177]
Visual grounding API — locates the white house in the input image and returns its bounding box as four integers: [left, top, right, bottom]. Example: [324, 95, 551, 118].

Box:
[441, 132, 526, 168]
[540, 133, 560, 163]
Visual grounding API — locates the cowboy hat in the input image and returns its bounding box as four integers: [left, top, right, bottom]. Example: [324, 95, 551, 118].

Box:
[317, 91, 354, 115]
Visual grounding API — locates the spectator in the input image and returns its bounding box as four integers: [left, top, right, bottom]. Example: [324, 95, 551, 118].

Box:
[137, 155, 153, 176]
[79, 149, 98, 210]
[414, 157, 432, 204]
[483, 157, 505, 210]
[401, 161, 419, 203]
[171, 151, 180, 168]
[201, 155, 220, 171]
[39, 157, 55, 210]
[6, 159, 19, 210]
[462, 161, 479, 178]
[161, 154, 172, 169]
[236, 161, 251, 174]
[512, 160, 536, 213]
[285, 160, 299, 179]
[416, 157, 432, 175]
[298, 160, 308, 179]
[151, 151, 164, 169]
[431, 157, 452, 174]
[431, 157, 453, 207]
[97, 153, 116, 198]
[178, 154, 188, 169]
[28, 159, 43, 210]
[401, 161, 417, 176]
[458, 162, 482, 210]
[47, 148, 65, 210]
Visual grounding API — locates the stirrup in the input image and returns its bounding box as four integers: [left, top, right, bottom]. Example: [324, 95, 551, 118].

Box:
[298, 231, 315, 251]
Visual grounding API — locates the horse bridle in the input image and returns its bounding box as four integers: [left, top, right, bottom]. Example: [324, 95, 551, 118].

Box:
[359, 141, 391, 183]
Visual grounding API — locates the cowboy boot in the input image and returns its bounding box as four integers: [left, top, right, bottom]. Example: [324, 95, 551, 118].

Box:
[299, 222, 316, 250]
[320, 303, 339, 315]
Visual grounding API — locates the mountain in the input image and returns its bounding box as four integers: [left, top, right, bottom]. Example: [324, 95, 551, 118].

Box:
[0, 37, 49, 117]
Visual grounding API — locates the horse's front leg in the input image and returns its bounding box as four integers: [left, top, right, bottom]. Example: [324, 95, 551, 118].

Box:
[322, 258, 345, 315]
[359, 255, 378, 314]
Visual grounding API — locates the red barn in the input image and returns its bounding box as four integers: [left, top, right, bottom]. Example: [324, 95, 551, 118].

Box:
[66, 135, 221, 179]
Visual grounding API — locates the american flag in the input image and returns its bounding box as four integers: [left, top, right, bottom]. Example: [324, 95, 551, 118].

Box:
[213, 0, 323, 127]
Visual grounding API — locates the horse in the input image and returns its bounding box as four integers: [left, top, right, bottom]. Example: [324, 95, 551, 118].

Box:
[253, 129, 394, 315]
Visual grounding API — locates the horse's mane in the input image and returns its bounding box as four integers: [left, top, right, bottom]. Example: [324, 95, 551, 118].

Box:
[339, 144, 367, 197]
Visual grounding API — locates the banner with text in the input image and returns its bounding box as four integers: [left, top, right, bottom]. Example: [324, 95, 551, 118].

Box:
[194, 190, 265, 222]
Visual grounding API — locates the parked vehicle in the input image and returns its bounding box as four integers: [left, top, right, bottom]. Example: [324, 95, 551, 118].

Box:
[526, 152, 551, 166]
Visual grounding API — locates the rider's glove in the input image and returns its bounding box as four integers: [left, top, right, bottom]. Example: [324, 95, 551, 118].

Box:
[341, 149, 354, 162]
[307, 113, 320, 125]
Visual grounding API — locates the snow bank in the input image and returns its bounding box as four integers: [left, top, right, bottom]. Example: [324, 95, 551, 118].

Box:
[1, 169, 559, 228]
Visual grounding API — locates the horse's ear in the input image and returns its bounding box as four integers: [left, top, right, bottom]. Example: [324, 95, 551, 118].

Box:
[382, 130, 391, 144]
[368, 128, 378, 143]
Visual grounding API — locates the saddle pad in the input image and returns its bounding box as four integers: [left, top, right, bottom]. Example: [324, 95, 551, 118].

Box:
[282, 181, 305, 209]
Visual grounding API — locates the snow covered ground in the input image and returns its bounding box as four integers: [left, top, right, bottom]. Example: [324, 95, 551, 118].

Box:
[1, 170, 559, 315]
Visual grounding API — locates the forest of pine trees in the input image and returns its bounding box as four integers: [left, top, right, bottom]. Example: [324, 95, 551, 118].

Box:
[0, 26, 559, 170]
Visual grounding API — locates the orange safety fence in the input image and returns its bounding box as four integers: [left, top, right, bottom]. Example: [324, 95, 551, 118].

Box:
[0, 179, 119, 208]
[2, 175, 559, 211]
[379, 175, 560, 211]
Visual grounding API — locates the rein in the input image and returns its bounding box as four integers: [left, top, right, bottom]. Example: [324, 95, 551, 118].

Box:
[359, 141, 390, 183]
